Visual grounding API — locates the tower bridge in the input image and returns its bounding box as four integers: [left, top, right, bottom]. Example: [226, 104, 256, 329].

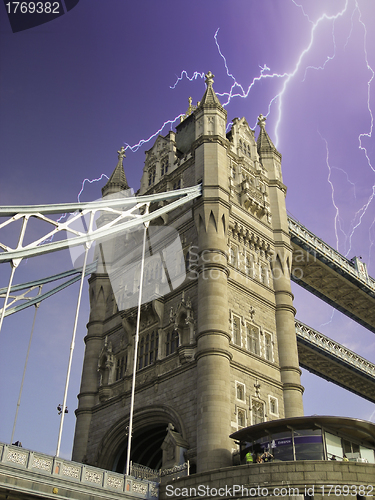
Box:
[1, 71, 375, 497]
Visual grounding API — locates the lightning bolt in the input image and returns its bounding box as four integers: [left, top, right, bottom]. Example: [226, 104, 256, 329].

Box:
[119, 0, 374, 277]
[170, 71, 205, 90]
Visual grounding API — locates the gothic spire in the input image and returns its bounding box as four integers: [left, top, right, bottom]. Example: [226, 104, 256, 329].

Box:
[256, 114, 279, 156]
[199, 71, 223, 108]
[102, 146, 129, 197]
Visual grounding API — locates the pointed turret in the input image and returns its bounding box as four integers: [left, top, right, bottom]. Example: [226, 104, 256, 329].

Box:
[102, 146, 129, 197]
[256, 114, 279, 155]
[199, 71, 224, 109]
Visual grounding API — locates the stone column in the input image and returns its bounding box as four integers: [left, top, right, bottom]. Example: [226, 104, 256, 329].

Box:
[195, 204, 233, 472]
[72, 277, 107, 462]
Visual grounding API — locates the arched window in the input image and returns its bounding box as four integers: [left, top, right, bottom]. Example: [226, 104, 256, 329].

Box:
[236, 382, 245, 401]
[232, 315, 241, 346]
[237, 408, 246, 428]
[166, 329, 179, 356]
[247, 324, 260, 355]
[138, 331, 158, 369]
[149, 331, 159, 364]
[252, 400, 265, 425]
[264, 332, 273, 361]
[116, 354, 127, 381]
[138, 338, 144, 370]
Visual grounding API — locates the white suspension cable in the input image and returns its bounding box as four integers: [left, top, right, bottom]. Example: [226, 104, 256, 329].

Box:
[125, 204, 150, 477]
[56, 213, 94, 457]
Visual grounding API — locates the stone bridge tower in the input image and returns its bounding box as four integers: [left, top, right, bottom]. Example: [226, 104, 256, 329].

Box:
[72, 72, 304, 474]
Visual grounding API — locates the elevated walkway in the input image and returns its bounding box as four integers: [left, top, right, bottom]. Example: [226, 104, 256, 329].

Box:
[288, 216, 375, 333]
[295, 320, 375, 403]
[0, 443, 158, 500]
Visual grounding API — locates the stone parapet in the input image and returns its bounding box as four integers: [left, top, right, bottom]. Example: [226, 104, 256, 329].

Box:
[0, 443, 158, 500]
[160, 461, 375, 500]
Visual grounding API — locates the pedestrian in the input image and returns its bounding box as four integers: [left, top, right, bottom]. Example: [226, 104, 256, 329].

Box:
[261, 450, 274, 462]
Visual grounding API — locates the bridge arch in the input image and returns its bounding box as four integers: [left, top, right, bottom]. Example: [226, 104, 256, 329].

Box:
[95, 404, 187, 471]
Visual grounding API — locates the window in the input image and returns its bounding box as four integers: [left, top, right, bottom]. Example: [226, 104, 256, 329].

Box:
[173, 179, 181, 190]
[260, 264, 269, 285]
[236, 382, 245, 402]
[264, 332, 273, 362]
[269, 396, 278, 416]
[166, 329, 179, 356]
[246, 324, 260, 355]
[245, 253, 251, 276]
[232, 315, 241, 346]
[229, 244, 238, 267]
[237, 408, 246, 429]
[115, 355, 127, 381]
[148, 167, 156, 186]
[251, 400, 264, 425]
[138, 331, 159, 369]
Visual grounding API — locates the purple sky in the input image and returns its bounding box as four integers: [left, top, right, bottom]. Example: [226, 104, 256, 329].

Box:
[1, 0, 375, 460]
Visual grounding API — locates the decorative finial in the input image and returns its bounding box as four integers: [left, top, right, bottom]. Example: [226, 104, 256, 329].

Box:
[249, 306, 255, 321]
[254, 379, 261, 398]
[257, 114, 266, 130]
[117, 146, 126, 162]
[205, 71, 214, 87]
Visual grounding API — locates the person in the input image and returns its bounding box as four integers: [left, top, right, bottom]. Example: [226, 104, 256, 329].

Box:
[330, 455, 337, 460]
[261, 450, 274, 462]
[245, 451, 254, 464]
[256, 455, 263, 463]
[343, 454, 349, 462]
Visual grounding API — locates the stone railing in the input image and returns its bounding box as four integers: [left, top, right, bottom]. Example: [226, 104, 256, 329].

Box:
[0, 443, 158, 499]
[288, 216, 375, 296]
[295, 319, 375, 378]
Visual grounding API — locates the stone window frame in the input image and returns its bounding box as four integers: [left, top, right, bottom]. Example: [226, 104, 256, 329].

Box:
[231, 312, 242, 347]
[148, 166, 156, 186]
[160, 157, 169, 176]
[115, 352, 127, 381]
[250, 397, 266, 425]
[264, 331, 274, 363]
[165, 328, 179, 357]
[259, 259, 270, 287]
[268, 395, 279, 417]
[229, 243, 238, 267]
[235, 381, 246, 403]
[245, 322, 261, 356]
[237, 407, 246, 429]
[229, 161, 237, 180]
[138, 330, 159, 370]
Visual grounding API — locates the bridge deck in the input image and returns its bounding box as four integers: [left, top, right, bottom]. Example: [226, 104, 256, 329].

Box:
[288, 216, 375, 333]
[296, 319, 375, 403]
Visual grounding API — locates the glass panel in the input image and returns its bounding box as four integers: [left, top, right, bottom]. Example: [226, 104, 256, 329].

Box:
[360, 446, 375, 464]
[325, 432, 343, 460]
[294, 433, 323, 461]
[269, 431, 294, 461]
